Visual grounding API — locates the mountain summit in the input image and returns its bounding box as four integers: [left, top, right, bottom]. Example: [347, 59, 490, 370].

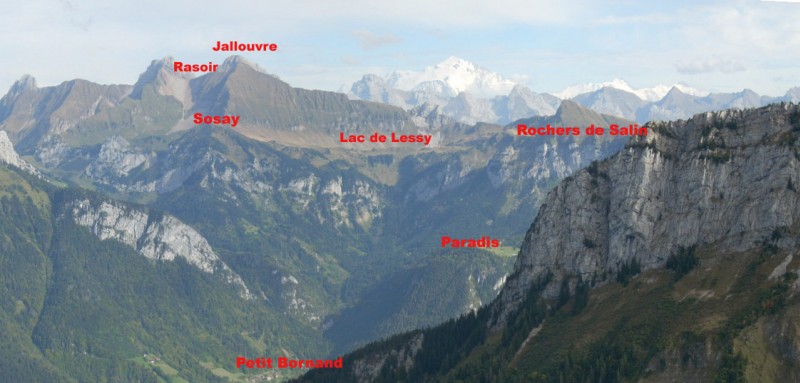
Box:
[348, 57, 558, 124]
[555, 78, 707, 101]
[385, 56, 517, 99]
[131, 56, 194, 102]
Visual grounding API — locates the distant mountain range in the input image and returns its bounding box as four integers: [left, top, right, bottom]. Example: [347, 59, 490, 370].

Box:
[0, 54, 636, 382]
[3, 52, 799, 382]
[554, 78, 707, 101]
[346, 57, 560, 125]
[346, 57, 800, 125]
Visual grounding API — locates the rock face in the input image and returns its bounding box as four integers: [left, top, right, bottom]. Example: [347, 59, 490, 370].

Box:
[571, 86, 647, 122]
[491, 102, 800, 327]
[351, 333, 424, 383]
[130, 56, 194, 104]
[0, 130, 38, 174]
[84, 136, 152, 180]
[69, 198, 254, 299]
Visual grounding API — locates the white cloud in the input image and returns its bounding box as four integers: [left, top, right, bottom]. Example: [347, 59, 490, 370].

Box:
[352, 29, 401, 50]
[677, 3, 800, 55]
[675, 57, 747, 75]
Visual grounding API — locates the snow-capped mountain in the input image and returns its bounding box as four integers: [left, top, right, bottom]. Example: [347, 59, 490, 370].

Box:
[557, 80, 800, 123]
[348, 56, 558, 124]
[385, 56, 517, 99]
[555, 78, 707, 102]
[785, 87, 800, 103]
[568, 85, 779, 123]
[348, 58, 797, 125]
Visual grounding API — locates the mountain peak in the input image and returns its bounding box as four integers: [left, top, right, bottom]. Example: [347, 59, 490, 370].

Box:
[741, 88, 759, 96]
[557, 79, 706, 102]
[551, 99, 624, 125]
[14, 74, 37, 91]
[509, 83, 534, 95]
[4, 74, 38, 100]
[385, 56, 517, 99]
[220, 55, 269, 74]
[785, 86, 800, 102]
[556, 78, 635, 99]
[512, 99, 630, 131]
[555, 99, 587, 115]
[131, 56, 194, 100]
[140, 56, 191, 76]
[608, 78, 633, 89]
[435, 56, 478, 70]
[664, 86, 687, 98]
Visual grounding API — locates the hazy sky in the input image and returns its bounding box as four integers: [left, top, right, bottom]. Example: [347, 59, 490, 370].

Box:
[2, 0, 799, 97]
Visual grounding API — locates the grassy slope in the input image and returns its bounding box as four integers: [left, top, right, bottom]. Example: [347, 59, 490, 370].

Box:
[296, 235, 800, 383]
[446, 240, 800, 382]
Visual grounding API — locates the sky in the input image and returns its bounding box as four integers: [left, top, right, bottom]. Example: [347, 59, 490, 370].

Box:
[1, 0, 799, 97]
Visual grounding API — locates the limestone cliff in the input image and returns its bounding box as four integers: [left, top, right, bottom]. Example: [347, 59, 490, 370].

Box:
[492, 102, 800, 327]
[68, 197, 254, 299]
[0, 130, 38, 175]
